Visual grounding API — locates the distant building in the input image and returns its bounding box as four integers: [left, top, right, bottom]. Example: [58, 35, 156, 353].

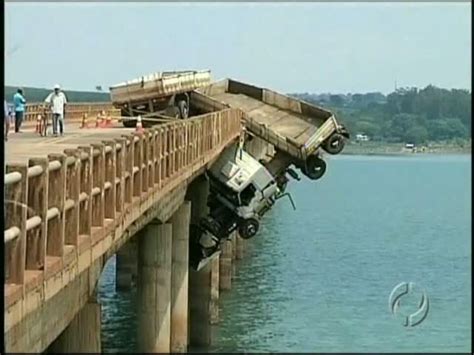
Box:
[355, 133, 369, 142]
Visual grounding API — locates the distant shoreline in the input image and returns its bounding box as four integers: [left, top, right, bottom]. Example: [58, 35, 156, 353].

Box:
[340, 142, 471, 156]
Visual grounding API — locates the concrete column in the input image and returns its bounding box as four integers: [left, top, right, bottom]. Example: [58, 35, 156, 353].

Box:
[137, 221, 172, 353]
[48, 293, 101, 353]
[186, 175, 219, 347]
[170, 201, 191, 352]
[231, 232, 237, 278]
[219, 238, 233, 290]
[115, 235, 137, 291]
[188, 259, 220, 346]
[210, 257, 220, 325]
[236, 233, 245, 260]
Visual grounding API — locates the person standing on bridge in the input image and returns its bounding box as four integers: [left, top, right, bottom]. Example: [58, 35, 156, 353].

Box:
[44, 84, 67, 136]
[13, 88, 26, 133]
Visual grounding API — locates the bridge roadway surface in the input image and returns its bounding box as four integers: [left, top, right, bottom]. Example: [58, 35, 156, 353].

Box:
[4, 109, 242, 352]
[5, 125, 135, 163]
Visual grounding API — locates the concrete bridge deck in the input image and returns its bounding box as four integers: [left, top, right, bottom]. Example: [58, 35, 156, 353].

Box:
[4, 108, 243, 352]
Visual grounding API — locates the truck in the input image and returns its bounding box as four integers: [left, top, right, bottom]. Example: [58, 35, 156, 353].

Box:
[192, 78, 350, 180]
[109, 70, 212, 127]
[190, 142, 295, 271]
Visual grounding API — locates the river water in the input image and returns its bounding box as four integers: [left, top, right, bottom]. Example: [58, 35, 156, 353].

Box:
[98, 154, 471, 353]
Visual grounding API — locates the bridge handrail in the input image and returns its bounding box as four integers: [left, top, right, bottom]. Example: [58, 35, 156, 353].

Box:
[21, 102, 117, 122]
[4, 108, 243, 286]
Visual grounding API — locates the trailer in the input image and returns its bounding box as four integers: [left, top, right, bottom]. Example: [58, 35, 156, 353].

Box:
[192, 79, 350, 180]
[110, 70, 212, 127]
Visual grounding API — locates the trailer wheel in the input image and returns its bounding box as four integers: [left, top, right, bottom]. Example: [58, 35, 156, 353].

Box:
[238, 218, 259, 239]
[165, 105, 180, 119]
[302, 155, 326, 180]
[178, 100, 189, 119]
[323, 133, 345, 155]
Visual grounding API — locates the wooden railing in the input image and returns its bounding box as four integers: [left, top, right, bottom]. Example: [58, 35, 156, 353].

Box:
[23, 102, 115, 122]
[4, 108, 242, 290]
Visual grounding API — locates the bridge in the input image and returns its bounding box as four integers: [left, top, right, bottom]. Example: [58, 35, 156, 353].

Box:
[4, 104, 255, 352]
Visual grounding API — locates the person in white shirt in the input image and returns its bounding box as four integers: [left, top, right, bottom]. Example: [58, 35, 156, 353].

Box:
[44, 84, 67, 136]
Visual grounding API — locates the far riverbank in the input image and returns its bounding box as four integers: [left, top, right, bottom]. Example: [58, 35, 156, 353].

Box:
[341, 141, 471, 156]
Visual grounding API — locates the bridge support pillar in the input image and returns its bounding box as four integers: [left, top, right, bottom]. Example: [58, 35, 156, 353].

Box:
[219, 238, 233, 290]
[170, 201, 191, 352]
[231, 233, 237, 277]
[187, 175, 219, 347]
[137, 221, 172, 353]
[115, 235, 137, 290]
[48, 293, 101, 353]
[236, 233, 245, 260]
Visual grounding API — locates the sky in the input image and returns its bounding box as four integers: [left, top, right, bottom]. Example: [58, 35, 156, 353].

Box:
[4, 2, 471, 94]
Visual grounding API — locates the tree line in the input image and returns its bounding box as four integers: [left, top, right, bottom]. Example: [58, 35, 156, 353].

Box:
[4, 86, 111, 104]
[291, 85, 471, 144]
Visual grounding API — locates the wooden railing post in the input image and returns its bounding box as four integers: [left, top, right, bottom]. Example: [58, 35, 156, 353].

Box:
[47, 154, 67, 258]
[152, 128, 159, 187]
[91, 144, 105, 232]
[63, 149, 80, 248]
[141, 132, 149, 193]
[5, 164, 28, 285]
[132, 134, 142, 197]
[122, 136, 134, 205]
[78, 146, 93, 239]
[148, 130, 155, 190]
[115, 138, 126, 214]
[163, 127, 169, 182]
[103, 141, 117, 222]
[27, 158, 48, 271]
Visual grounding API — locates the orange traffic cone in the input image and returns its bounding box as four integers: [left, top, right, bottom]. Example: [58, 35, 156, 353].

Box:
[104, 114, 113, 128]
[81, 113, 89, 128]
[135, 116, 144, 134]
[35, 114, 42, 134]
[98, 110, 108, 128]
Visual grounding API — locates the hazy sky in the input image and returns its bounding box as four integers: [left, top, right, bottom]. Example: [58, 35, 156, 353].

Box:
[4, 2, 471, 94]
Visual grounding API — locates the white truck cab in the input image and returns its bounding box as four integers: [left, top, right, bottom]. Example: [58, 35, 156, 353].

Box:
[189, 144, 294, 270]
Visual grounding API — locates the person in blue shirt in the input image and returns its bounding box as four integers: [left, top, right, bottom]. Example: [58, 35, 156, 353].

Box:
[13, 88, 26, 133]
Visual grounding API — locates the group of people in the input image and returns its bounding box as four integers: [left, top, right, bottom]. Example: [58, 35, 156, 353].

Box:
[4, 84, 68, 141]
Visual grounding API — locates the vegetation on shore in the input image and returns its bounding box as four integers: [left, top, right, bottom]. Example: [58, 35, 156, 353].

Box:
[4, 86, 110, 103]
[342, 140, 471, 156]
[291, 85, 471, 145]
[5, 84, 471, 154]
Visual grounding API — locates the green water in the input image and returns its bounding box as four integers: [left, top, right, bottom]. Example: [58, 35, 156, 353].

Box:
[98, 154, 471, 353]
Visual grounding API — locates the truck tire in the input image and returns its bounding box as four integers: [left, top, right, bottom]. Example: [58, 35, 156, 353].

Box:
[323, 133, 345, 155]
[238, 218, 259, 239]
[302, 155, 326, 180]
[178, 100, 189, 119]
[165, 105, 180, 119]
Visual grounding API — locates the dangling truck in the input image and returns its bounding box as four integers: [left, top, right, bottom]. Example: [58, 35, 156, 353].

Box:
[192, 78, 350, 181]
[188, 78, 350, 270]
[109, 70, 212, 127]
[189, 143, 296, 271]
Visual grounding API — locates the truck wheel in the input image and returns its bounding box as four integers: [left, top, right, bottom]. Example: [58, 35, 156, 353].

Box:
[323, 133, 345, 155]
[238, 218, 259, 239]
[303, 155, 326, 180]
[178, 100, 189, 119]
[165, 105, 180, 119]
